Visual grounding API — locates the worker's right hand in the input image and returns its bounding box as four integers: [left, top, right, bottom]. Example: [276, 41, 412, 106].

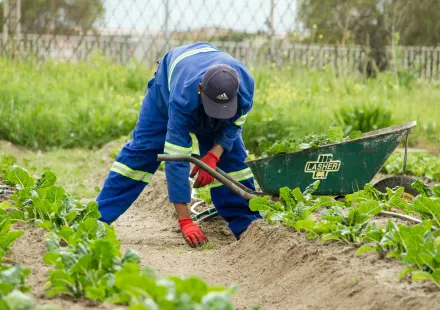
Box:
[190, 151, 219, 188]
[178, 218, 208, 248]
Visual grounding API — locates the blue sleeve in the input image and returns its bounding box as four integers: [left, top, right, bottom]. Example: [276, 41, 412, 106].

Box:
[164, 100, 193, 204]
[214, 72, 254, 152]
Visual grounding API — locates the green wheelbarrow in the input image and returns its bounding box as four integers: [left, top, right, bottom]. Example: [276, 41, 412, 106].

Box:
[158, 121, 420, 223]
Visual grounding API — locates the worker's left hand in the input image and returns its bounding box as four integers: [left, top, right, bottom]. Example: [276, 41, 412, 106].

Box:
[179, 218, 208, 247]
[190, 151, 219, 188]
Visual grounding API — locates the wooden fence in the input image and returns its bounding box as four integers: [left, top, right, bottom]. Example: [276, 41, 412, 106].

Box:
[1, 34, 440, 80]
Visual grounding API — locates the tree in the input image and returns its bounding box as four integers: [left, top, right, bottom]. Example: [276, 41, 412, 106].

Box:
[389, 0, 440, 46]
[299, 0, 440, 46]
[298, 0, 440, 75]
[298, 0, 390, 75]
[1, 0, 105, 34]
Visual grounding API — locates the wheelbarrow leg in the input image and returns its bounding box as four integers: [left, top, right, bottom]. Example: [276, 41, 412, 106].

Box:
[402, 133, 409, 175]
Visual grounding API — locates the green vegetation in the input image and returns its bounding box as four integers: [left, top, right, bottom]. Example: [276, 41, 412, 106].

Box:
[0, 157, 235, 309]
[0, 56, 146, 149]
[0, 210, 30, 297]
[0, 164, 34, 310]
[246, 68, 440, 154]
[382, 152, 440, 181]
[194, 186, 212, 204]
[0, 0, 105, 35]
[1, 57, 440, 154]
[0, 149, 102, 199]
[258, 126, 362, 158]
[0, 55, 439, 305]
[298, 0, 440, 46]
[298, 1, 440, 78]
[0, 172, 59, 309]
[250, 180, 440, 287]
[335, 103, 392, 136]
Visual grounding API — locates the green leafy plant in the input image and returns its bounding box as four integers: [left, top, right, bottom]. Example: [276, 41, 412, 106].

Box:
[338, 181, 440, 287]
[258, 127, 362, 158]
[2, 163, 236, 308]
[0, 154, 16, 173]
[345, 183, 409, 211]
[0, 290, 59, 310]
[194, 186, 212, 204]
[108, 264, 235, 309]
[44, 218, 235, 307]
[0, 198, 36, 309]
[314, 200, 382, 243]
[397, 67, 418, 89]
[382, 152, 440, 181]
[43, 219, 131, 300]
[249, 181, 383, 243]
[335, 103, 392, 135]
[412, 179, 434, 197]
[4, 167, 100, 231]
[357, 220, 440, 288]
[0, 210, 24, 258]
[250, 181, 340, 230]
[406, 184, 440, 226]
[0, 265, 31, 298]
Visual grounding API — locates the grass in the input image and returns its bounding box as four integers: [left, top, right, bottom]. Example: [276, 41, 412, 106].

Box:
[0, 55, 149, 149]
[1, 56, 440, 154]
[0, 139, 126, 198]
[245, 67, 440, 153]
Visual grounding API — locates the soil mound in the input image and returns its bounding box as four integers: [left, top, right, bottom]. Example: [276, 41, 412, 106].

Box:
[227, 221, 439, 309]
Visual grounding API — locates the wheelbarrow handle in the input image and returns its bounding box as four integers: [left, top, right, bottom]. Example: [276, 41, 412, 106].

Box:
[189, 154, 258, 195]
[157, 154, 264, 201]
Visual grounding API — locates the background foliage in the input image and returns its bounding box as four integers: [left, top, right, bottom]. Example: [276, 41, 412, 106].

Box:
[298, 0, 440, 75]
[1, 56, 439, 152]
[0, 0, 105, 34]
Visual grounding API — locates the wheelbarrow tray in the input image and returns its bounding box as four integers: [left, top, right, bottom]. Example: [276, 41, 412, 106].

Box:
[247, 121, 417, 196]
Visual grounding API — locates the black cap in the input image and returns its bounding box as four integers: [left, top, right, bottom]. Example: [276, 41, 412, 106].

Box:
[201, 64, 239, 119]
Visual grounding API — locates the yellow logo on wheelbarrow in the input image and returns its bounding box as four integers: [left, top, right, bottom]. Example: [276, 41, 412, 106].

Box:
[304, 154, 341, 179]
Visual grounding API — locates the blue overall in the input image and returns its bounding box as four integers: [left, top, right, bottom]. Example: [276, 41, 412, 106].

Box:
[96, 42, 261, 237]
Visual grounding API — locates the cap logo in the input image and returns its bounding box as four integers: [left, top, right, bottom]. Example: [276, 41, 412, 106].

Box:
[216, 93, 228, 100]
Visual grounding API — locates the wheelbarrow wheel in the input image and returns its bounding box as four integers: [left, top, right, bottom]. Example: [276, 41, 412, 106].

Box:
[373, 176, 420, 200]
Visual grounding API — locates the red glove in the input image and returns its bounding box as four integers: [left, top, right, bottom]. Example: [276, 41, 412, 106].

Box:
[190, 151, 219, 188]
[178, 218, 208, 248]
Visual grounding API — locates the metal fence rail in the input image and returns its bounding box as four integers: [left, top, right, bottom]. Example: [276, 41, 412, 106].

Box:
[1, 0, 440, 79]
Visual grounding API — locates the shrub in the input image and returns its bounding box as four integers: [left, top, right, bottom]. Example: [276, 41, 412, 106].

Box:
[335, 103, 393, 135]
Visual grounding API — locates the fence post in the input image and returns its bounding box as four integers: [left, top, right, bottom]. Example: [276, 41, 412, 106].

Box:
[163, 0, 170, 51]
[4, 0, 21, 40]
[268, 0, 275, 64]
[3, 0, 21, 53]
[2, 0, 6, 44]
